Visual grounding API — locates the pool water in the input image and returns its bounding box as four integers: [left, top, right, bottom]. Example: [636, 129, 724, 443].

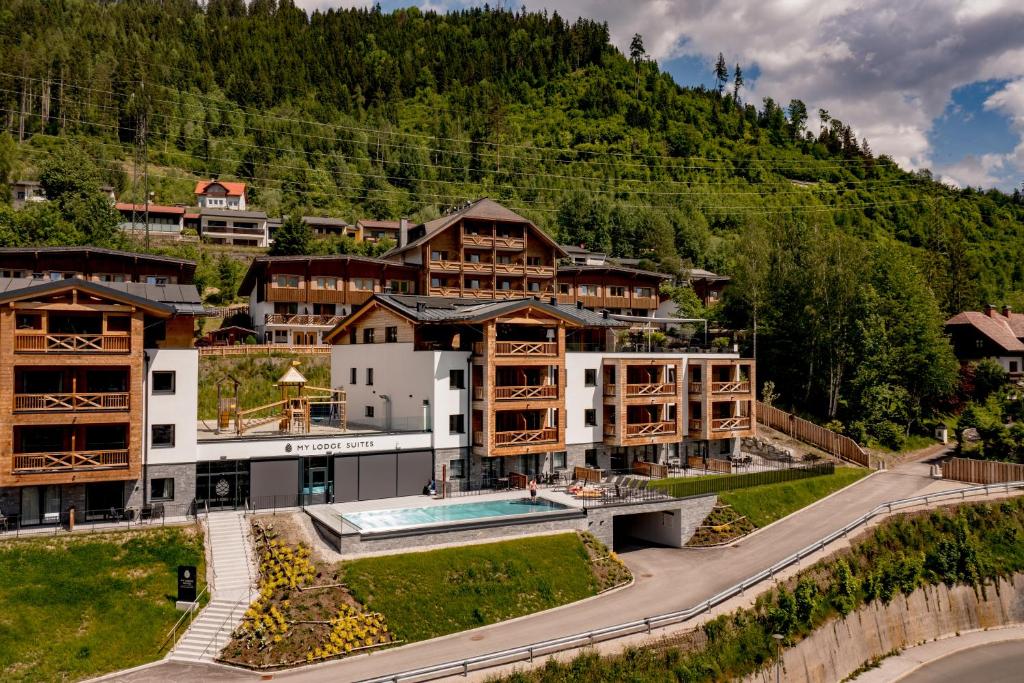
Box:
[342, 497, 569, 532]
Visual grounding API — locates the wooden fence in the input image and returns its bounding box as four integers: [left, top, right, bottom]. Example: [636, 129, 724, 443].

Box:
[687, 456, 732, 473]
[941, 457, 1024, 484]
[756, 401, 870, 467]
[199, 344, 331, 357]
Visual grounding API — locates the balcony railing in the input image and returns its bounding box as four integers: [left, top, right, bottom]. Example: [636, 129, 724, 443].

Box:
[12, 449, 130, 473]
[711, 381, 752, 394]
[624, 383, 676, 397]
[688, 382, 703, 393]
[603, 423, 617, 437]
[14, 392, 130, 412]
[15, 334, 130, 353]
[493, 427, 559, 446]
[265, 313, 344, 328]
[689, 418, 703, 433]
[462, 233, 526, 249]
[429, 259, 463, 272]
[493, 385, 558, 400]
[624, 421, 676, 436]
[494, 341, 558, 356]
[712, 416, 752, 431]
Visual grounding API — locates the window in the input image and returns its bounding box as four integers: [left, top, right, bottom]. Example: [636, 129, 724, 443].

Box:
[468, 253, 481, 263]
[449, 369, 465, 389]
[97, 273, 125, 283]
[585, 448, 599, 468]
[466, 279, 480, 290]
[364, 405, 375, 418]
[496, 255, 512, 265]
[350, 368, 357, 384]
[275, 274, 299, 288]
[366, 368, 374, 385]
[352, 277, 375, 291]
[552, 451, 567, 470]
[363, 328, 375, 344]
[449, 458, 466, 479]
[449, 414, 465, 434]
[498, 280, 511, 290]
[387, 279, 412, 293]
[558, 283, 571, 294]
[975, 339, 984, 349]
[635, 287, 653, 298]
[151, 424, 175, 448]
[579, 284, 598, 296]
[430, 277, 442, 288]
[1011, 361, 1020, 373]
[316, 277, 337, 290]
[150, 478, 175, 501]
[528, 281, 540, 292]
[526, 256, 542, 266]
[609, 286, 625, 297]
[152, 371, 175, 394]
[584, 409, 597, 426]
[584, 369, 597, 387]
[431, 250, 449, 261]
[385, 326, 398, 343]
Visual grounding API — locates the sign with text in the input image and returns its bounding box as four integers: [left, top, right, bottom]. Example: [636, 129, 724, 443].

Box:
[177, 565, 197, 603]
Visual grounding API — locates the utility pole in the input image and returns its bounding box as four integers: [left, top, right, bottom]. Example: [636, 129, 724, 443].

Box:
[139, 79, 151, 248]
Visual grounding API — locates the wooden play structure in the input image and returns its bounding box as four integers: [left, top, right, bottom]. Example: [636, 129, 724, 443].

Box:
[216, 362, 347, 435]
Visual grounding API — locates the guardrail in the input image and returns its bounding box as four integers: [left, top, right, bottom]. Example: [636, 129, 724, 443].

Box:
[161, 584, 210, 653]
[355, 480, 1024, 683]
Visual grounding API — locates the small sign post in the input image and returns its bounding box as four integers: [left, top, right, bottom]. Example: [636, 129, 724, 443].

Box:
[176, 565, 197, 610]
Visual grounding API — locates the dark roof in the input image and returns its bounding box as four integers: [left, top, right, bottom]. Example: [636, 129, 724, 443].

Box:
[557, 264, 671, 280]
[238, 254, 416, 293]
[383, 198, 565, 258]
[199, 208, 268, 219]
[115, 203, 186, 216]
[303, 216, 349, 227]
[945, 311, 1024, 352]
[356, 293, 627, 327]
[0, 245, 195, 268]
[357, 219, 402, 230]
[687, 268, 730, 282]
[0, 277, 203, 315]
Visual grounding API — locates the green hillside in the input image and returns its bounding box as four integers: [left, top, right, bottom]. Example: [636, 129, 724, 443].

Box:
[1, 1, 1022, 442]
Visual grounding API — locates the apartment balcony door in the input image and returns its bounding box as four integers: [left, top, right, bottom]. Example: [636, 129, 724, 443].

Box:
[21, 485, 61, 526]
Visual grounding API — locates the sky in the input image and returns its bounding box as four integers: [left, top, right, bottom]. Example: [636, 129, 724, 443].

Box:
[297, 0, 1024, 192]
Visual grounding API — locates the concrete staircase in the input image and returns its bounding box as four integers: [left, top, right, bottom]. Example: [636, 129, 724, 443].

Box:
[168, 511, 257, 663]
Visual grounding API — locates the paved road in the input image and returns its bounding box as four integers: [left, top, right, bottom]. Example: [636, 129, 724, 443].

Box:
[897, 640, 1024, 683]
[107, 459, 955, 683]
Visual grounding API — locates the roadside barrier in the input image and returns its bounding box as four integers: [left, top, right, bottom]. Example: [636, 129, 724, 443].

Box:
[356, 480, 1024, 683]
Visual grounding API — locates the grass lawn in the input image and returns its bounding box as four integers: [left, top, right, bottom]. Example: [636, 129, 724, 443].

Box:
[0, 526, 205, 682]
[341, 533, 606, 643]
[719, 467, 870, 528]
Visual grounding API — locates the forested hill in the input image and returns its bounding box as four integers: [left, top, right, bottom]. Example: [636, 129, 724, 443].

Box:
[1, 1, 1023, 440]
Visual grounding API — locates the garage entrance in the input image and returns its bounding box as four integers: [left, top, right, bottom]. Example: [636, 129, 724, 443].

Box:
[611, 508, 685, 551]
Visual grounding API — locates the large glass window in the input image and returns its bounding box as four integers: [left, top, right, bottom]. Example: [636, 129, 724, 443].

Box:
[195, 460, 250, 509]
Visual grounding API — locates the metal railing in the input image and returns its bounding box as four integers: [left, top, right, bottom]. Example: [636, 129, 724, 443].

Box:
[355, 480, 1024, 683]
[0, 500, 196, 538]
[199, 344, 332, 356]
[161, 584, 209, 653]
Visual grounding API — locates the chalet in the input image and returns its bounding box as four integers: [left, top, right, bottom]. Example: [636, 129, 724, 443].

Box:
[687, 268, 730, 307]
[556, 264, 669, 317]
[356, 219, 403, 243]
[945, 305, 1024, 378]
[382, 199, 563, 300]
[0, 247, 203, 526]
[194, 180, 247, 211]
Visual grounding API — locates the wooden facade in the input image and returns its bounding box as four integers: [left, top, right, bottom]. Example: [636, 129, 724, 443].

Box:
[602, 358, 684, 447]
[687, 358, 757, 441]
[0, 287, 153, 488]
[0, 247, 194, 284]
[556, 268, 665, 313]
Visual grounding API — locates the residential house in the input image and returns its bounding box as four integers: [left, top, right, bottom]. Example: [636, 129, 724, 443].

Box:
[199, 209, 269, 247]
[194, 180, 247, 211]
[115, 203, 186, 237]
[945, 305, 1024, 379]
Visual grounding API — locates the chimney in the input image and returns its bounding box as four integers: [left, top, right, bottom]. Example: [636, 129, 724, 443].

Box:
[576, 300, 583, 310]
[416, 301, 425, 312]
[1003, 304, 1013, 318]
[549, 296, 557, 306]
[985, 304, 997, 318]
[602, 310, 609, 319]
[398, 218, 409, 248]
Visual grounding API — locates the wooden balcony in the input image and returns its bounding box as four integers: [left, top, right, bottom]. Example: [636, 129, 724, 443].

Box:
[493, 427, 559, 446]
[308, 288, 346, 304]
[12, 449, 130, 473]
[688, 382, 703, 394]
[265, 285, 305, 302]
[265, 313, 343, 328]
[493, 385, 558, 400]
[524, 264, 555, 277]
[711, 416, 752, 431]
[603, 295, 631, 309]
[494, 341, 558, 356]
[624, 383, 676, 397]
[624, 421, 676, 436]
[711, 381, 752, 394]
[603, 423, 617, 437]
[14, 392, 130, 412]
[429, 259, 463, 272]
[462, 233, 525, 249]
[15, 334, 130, 354]
[689, 418, 703, 435]
[494, 262, 523, 274]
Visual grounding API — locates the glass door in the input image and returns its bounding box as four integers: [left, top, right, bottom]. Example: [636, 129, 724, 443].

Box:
[302, 456, 332, 504]
[21, 485, 61, 526]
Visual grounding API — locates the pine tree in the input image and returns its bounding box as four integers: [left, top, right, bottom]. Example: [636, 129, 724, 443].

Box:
[732, 64, 744, 103]
[714, 53, 729, 95]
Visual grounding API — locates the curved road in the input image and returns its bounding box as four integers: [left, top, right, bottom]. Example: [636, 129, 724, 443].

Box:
[108, 459, 960, 683]
[897, 640, 1024, 682]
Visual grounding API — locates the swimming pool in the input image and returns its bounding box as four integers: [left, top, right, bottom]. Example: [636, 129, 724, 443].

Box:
[341, 497, 570, 532]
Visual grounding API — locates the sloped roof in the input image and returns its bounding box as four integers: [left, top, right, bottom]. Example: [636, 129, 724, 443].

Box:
[115, 203, 186, 216]
[323, 293, 628, 342]
[237, 254, 416, 293]
[0, 277, 203, 315]
[558, 264, 671, 280]
[195, 180, 246, 197]
[687, 268, 730, 282]
[945, 311, 1024, 352]
[357, 219, 402, 229]
[277, 365, 308, 385]
[383, 198, 566, 258]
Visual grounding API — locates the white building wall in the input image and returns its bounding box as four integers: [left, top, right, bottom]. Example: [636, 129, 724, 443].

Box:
[430, 351, 471, 450]
[565, 352, 604, 446]
[144, 349, 199, 465]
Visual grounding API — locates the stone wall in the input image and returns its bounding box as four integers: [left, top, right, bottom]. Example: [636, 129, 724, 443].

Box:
[743, 573, 1024, 683]
[583, 495, 716, 548]
[142, 462, 197, 511]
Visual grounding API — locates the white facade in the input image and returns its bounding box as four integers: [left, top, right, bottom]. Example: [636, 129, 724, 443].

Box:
[249, 289, 352, 345]
[200, 211, 268, 247]
[144, 349, 200, 466]
[197, 194, 246, 211]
